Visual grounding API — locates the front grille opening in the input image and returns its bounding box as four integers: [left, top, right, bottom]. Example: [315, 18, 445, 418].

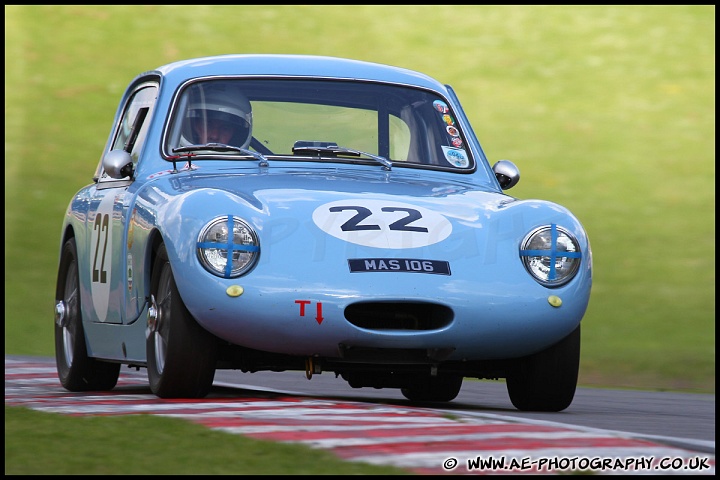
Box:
[344, 302, 453, 331]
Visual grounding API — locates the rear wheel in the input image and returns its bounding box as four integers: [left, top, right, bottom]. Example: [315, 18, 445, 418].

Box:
[506, 325, 581, 412]
[54, 237, 120, 391]
[401, 374, 463, 402]
[147, 243, 217, 398]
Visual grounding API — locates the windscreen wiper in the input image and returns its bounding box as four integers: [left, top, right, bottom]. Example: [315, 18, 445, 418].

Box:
[172, 143, 269, 167]
[292, 141, 392, 171]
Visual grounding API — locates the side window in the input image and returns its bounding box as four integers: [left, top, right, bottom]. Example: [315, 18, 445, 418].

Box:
[96, 83, 158, 184]
[112, 85, 158, 163]
[388, 114, 411, 161]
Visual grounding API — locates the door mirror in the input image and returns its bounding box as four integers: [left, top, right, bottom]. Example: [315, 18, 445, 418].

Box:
[492, 160, 520, 190]
[102, 150, 134, 179]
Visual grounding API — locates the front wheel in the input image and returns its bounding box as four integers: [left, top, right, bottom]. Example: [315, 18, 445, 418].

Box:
[147, 243, 217, 398]
[401, 374, 463, 402]
[506, 325, 581, 412]
[54, 237, 120, 391]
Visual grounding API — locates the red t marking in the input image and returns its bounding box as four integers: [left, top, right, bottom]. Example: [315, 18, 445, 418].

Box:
[295, 300, 311, 316]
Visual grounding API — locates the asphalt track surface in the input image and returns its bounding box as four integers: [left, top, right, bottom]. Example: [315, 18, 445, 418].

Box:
[6, 355, 715, 475]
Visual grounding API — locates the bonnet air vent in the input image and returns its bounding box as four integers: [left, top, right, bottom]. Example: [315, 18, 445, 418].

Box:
[344, 302, 453, 331]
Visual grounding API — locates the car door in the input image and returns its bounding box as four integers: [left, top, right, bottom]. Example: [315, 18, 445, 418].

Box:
[86, 82, 158, 324]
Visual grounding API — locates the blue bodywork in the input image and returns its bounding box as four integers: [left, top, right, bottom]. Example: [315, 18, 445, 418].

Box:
[57, 54, 592, 399]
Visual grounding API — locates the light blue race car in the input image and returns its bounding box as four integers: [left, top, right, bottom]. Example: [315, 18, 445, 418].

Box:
[54, 54, 592, 411]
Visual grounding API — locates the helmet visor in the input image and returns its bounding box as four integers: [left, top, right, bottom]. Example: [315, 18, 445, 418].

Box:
[188, 108, 251, 146]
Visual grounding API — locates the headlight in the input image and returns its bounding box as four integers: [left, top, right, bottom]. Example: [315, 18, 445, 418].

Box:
[520, 224, 581, 287]
[197, 215, 259, 278]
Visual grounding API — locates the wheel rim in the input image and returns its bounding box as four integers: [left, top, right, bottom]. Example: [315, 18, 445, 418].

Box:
[62, 259, 79, 367]
[153, 262, 173, 375]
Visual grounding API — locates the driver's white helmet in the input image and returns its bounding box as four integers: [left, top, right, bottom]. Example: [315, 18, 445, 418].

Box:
[181, 85, 252, 148]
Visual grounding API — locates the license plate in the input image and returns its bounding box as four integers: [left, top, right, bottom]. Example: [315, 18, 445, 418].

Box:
[348, 258, 451, 275]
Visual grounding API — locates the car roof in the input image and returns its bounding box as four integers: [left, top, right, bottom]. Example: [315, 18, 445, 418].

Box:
[152, 54, 448, 92]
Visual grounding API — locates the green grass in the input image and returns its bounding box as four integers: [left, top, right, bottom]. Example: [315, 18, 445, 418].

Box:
[4, 4, 715, 475]
[4, 405, 409, 475]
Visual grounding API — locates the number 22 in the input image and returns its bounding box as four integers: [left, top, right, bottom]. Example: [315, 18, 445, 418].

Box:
[92, 213, 109, 283]
[329, 205, 428, 233]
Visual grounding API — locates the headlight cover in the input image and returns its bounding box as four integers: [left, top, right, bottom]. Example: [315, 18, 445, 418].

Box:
[520, 224, 582, 287]
[197, 215, 259, 278]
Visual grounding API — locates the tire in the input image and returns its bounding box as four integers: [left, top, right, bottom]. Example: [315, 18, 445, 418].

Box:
[506, 325, 581, 412]
[401, 374, 463, 402]
[54, 237, 120, 391]
[147, 243, 217, 398]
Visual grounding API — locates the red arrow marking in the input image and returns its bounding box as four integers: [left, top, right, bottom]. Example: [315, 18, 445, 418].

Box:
[316, 302, 324, 324]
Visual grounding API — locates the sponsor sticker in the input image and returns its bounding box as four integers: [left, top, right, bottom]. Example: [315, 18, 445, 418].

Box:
[433, 100, 449, 113]
[441, 146, 470, 168]
[446, 125, 460, 137]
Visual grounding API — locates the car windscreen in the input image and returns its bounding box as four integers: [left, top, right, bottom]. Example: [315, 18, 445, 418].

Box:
[164, 78, 474, 171]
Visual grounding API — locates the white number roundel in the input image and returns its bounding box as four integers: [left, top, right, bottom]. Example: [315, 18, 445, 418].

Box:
[312, 199, 452, 249]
